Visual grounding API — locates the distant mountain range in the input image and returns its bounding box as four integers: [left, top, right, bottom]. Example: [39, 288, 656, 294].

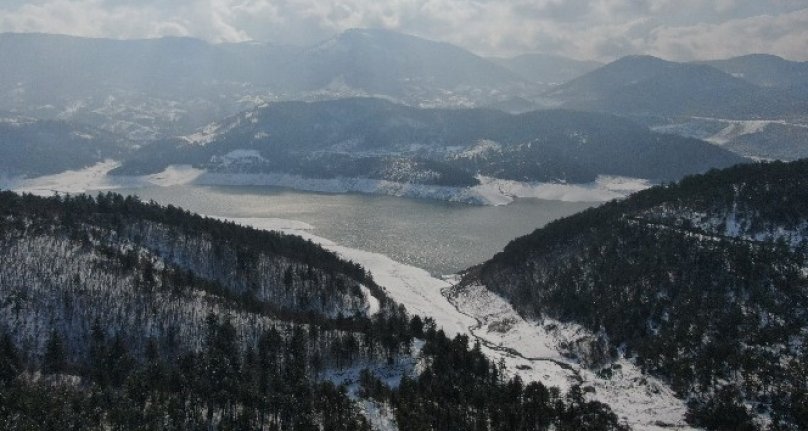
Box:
[700, 54, 808, 89]
[544, 55, 808, 118]
[464, 159, 808, 429]
[491, 53, 602, 85]
[0, 29, 805, 185]
[113, 98, 747, 187]
[3, 29, 804, 142]
[0, 30, 536, 140]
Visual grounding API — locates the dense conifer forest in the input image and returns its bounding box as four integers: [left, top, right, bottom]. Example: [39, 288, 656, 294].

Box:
[0, 191, 623, 430]
[471, 160, 808, 430]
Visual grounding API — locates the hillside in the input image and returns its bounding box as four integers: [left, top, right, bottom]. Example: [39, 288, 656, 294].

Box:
[0, 115, 131, 177]
[0, 190, 625, 430]
[113, 98, 747, 187]
[491, 53, 602, 85]
[701, 54, 808, 89]
[0, 30, 535, 140]
[546, 55, 808, 119]
[464, 159, 808, 429]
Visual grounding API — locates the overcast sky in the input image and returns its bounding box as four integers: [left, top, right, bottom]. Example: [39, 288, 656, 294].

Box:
[0, 0, 806, 61]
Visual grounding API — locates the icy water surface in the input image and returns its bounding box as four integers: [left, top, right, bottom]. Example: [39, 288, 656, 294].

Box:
[113, 185, 594, 275]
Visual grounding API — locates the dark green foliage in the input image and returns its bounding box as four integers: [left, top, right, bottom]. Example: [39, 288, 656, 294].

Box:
[0, 314, 625, 430]
[0, 118, 131, 177]
[473, 159, 808, 429]
[687, 386, 756, 431]
[0, 332, 21, 384]
[0, 316, 375, 430]
[0, 189, 627, 429]
[392, 330, 627, 431]
[43, 331, 67, 375]
[113, 98, 745, 184]
[0, 190, 386, 315]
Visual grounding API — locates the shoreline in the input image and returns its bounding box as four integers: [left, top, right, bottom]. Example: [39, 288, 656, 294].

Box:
[3, 160, 650, 206]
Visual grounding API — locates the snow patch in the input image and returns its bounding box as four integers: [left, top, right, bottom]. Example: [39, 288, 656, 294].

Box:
[473, 175, 651, 205]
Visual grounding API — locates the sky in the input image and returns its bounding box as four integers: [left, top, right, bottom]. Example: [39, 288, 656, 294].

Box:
[0, 0, 806, 61]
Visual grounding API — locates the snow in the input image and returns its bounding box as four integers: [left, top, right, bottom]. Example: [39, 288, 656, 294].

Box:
[653, 117, 808, 147]
[5, 161, 647, 206]
[2, 163, 692, 428]
[183, 122, 223, 145]
[358, 400, 399, 431]
[0, 116, 37, 127]
[210, 149, 267, 167]
[217, 216, 696, 431]
[8, 160, 128, 195]
[361, 285, 381, 315]
[5, 161, 205, 196]
[472, 175, 651, 205]
[450, 282, 695, 430]
[456, 139, 502, 158]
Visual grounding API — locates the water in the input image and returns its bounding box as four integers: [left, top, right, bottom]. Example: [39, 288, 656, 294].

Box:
[112, 185, 595, 275]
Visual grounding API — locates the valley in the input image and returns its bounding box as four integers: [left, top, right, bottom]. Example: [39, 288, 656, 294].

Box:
[1, 18, 806, 430]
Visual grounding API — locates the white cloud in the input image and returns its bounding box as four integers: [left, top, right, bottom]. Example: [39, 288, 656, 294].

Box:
[0, 0, 805, 61]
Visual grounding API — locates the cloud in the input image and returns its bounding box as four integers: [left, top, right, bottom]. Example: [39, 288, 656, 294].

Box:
[0, 0, 805, 61]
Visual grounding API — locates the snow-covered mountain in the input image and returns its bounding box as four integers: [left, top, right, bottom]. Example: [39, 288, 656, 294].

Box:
[0, 190, 627, 430]
[0, 30, 539, 141]
[463, 159, 808, 430]
[545, 55, 808, 119]
[700, 54, 808, 89]
[113, 98, 747, 191]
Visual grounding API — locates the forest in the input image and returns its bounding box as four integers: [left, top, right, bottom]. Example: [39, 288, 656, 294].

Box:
[0, 190, 624, 430]
[474, 160, 808, 430]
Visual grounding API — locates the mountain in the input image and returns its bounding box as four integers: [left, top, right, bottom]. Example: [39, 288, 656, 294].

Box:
[462, 159, 808, 429]
[0, 30, 534, 140]
[113, 98, 747, 188]
[0, 190, 626, 430]
[491, 53, 602, 85]
[701, 54, 808, 89]
[546, 55, 808, 118]
[0, 114, 131, 177]
[294, 29, 528, 100]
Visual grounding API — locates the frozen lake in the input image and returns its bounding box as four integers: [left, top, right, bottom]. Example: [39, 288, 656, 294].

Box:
[112, 185, 595, 275]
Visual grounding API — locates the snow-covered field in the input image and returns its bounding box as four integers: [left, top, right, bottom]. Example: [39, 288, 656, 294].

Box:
[2, 161, 646, 205]
[222, 216, 697, 431]
[652, 117, 808, 147]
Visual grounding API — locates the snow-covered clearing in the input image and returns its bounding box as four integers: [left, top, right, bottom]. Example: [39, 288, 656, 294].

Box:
[473, 175, 650, 205]
[4, 161, 205, 196]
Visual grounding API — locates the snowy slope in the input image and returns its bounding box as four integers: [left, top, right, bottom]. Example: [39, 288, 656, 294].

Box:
[221, 216, 697, 431]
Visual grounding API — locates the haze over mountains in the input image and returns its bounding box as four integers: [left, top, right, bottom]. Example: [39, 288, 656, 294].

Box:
[3, 28, 806, 197]
[1, 22, 808, 431]
[114, 98, 745, 187]
[2, 28, 804, 137]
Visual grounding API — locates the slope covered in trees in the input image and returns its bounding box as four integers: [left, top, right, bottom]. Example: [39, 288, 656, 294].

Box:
[0, 190, 624, 430]
[0, 116, 131, 177]
[466, 159, 808, 430]
[114, 98, 746, 185]
[546, 55, 808, 118]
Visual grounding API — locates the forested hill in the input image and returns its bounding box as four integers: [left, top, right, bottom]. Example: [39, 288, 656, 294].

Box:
[114, 97, 746, 186]
[0, 190, 625, 430]
[466, 159, 808, 430]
